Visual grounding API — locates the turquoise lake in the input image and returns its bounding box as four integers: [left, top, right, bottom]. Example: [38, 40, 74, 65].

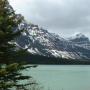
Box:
[24, 65, 90, 90]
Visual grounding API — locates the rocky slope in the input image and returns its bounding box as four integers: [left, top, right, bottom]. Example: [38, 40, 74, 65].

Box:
[16, 15, 90, 59]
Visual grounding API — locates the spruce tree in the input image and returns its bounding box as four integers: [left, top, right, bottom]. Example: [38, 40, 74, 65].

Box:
[0, 0, 36, 90]
[0, 0, 24, 63]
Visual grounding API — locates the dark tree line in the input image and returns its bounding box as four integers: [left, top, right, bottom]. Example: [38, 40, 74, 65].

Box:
[20, 52, 90, 65]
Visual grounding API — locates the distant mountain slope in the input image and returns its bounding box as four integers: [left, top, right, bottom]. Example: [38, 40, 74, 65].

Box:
[68, 33, 90, 50]
[16, 14, 90, 60]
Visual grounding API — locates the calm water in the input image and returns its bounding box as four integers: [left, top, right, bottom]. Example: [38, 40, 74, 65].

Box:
[24, 65, 90, 90]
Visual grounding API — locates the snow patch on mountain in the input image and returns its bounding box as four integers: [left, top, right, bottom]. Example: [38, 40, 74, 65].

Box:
[16, 15, 90, 59]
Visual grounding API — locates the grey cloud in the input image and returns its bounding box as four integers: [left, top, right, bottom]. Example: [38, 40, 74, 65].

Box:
[9, 0, 90, 38]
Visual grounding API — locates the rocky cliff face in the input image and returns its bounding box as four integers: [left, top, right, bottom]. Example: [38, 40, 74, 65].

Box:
[16, 15, 90, 59]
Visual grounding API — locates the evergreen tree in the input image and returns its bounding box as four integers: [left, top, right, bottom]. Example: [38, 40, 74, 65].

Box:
[0, 63, 36, 90]
[0, 0, 36, 90]
[0, 0, 24, 63]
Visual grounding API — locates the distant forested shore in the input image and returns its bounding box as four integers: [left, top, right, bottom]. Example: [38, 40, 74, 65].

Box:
[17, 52, 90, 65]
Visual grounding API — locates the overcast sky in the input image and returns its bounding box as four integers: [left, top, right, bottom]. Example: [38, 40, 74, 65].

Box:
[9, 0, 90, 38]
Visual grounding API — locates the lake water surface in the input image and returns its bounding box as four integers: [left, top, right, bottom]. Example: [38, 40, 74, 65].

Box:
[25, 65, 90, 90]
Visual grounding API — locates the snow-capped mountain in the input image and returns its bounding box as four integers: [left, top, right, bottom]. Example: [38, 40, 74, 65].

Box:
[16, 15, 90, 59]
[68, 33, 90, 50]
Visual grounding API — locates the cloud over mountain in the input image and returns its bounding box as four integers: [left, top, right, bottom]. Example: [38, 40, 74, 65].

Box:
[9, 0, 90, 38]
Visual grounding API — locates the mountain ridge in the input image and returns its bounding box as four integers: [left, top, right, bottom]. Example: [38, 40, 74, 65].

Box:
[16, 14, 90, 60]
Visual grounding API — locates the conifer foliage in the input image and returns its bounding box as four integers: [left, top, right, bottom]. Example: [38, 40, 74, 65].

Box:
[0, 0, 23, 63]
[0, 0, 35, 90]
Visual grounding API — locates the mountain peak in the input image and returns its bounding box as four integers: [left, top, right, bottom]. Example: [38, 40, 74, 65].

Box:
[68, 33, 90, 45]
[75, 33, 86, 38]
[68, 33, 89, 40]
